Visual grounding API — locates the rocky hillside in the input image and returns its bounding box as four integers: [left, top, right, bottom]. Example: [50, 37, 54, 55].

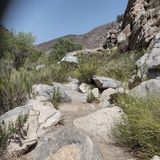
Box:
[119, 0, 160, 50]
[37, 21, 119, 52]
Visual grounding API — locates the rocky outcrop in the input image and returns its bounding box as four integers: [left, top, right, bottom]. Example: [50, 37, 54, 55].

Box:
[74, 106, 124, 143]
[151, 155, 160, 160]
[61, 54, 78, 65]
[121, 0, 160, 50]
[27, 127, 103, 160]
[0, 99, 62, 155]
[129, 32, 160, 88]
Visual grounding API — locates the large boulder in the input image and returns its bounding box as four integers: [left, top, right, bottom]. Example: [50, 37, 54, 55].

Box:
[131, 79, 160, 97]
[74, 106, 124, 143]
[136, 33, 160, 79]
[27, 127, 103, 160]
[93, 76, 121, 89]
[32, 84, 72, 103]
[151, 155, 160, 160]
[0, 99, 62, 155]
[53, 82, 87, 103]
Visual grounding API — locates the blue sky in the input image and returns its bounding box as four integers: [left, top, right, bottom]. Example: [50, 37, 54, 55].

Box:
[2, 0, 128, 44]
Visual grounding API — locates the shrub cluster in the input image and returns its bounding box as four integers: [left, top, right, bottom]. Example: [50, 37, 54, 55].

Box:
[113, 94, 160, 159]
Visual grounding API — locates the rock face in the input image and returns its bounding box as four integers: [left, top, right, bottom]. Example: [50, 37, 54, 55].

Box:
[74, 106, 123, 143]
[28, 127, 103, 160]
[93, 76, 121, 90]
[136, 33, 160, 79]
[131, 79, 160, 97]
[0, 99, 62, 155]
[129, 33, 160, 88]
[121, 0, 160, 50]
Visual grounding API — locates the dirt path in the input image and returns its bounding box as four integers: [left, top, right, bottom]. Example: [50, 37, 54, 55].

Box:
[59, 102, 137, 160]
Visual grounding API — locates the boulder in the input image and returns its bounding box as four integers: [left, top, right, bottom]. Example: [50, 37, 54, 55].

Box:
[99, 88, 117, 108]
[61, 54, 78, 65]
[74, 106, 124, 143]
[79, 83, 90, 93]
[151, 155, 160, 160]
[64, 77, 79, 91]
[91, 88, 99, 99]
[32, 84, 72, 103]
[131, 79, 160, 97]
[93, 76, 121, 89]
[27, 127, 103, 160]
[0, 99, 62, 155]
[53, 82, 87, 103]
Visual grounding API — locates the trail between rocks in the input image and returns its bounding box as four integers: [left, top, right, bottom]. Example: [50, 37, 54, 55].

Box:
[59, 101, 136, 160]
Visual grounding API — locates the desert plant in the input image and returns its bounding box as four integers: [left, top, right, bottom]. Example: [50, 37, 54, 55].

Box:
[76, 55, 98, 83]
[113, 94, 160, 159]
[50, 87, 61, 109]
[0, 114, 28, 156]
[50, 38, 82, 61]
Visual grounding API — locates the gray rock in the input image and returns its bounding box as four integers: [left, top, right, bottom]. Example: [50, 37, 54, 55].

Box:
[93, 76, 121, 89]
[131, 79, 160, 97]
[28, 127, 103, 160]
[74, 106, 124, 143]
[151, 155, 160, 160]
[0, 99, 62, 155]
[53, 82, 87, 103]
[61, 54, 78, 64]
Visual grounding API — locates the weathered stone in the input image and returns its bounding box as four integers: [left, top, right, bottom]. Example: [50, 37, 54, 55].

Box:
[28, 127, 103, 160]
[131, 79, 160, 97]
[79, 83, 89, 93]
[93, 76, 121, 89]
[0, 99, 62, 155]
[151, 155, 160, 160]
[61, 54, 78, 65]
[74, 106, 124, 143]
[91, 88, 99, 99]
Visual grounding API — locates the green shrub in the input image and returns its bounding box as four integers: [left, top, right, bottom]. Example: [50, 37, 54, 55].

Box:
[0, 114, 28, 156]
[50, 38, 82, 61]
[113, 94, 160, 159]
[50, 87, 61, 109]
[76, 55, 98, 83]
[0, 62, 32, 115]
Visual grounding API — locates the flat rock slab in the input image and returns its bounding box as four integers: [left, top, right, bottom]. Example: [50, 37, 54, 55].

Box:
[27, 127, 103, 160]
[93, 76, 121, 89]
[74, 106, 123, 143]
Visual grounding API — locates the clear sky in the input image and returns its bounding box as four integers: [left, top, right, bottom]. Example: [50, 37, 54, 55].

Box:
[2, 0, 128, 44]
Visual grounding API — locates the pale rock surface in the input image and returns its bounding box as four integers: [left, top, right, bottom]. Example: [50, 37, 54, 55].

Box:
[93, 76, 121, 89]
[74, 106, 124, 143]
[151, 155, 160, 160]
[91, 88, 99, 99]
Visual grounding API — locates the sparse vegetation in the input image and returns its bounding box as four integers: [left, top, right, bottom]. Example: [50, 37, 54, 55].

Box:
[50, 38, 82, 61]
[113, 94, 160, 159]
[0, 114, 28, 157]
[86, 91, 95, 103]
[50, 87, 61, 109]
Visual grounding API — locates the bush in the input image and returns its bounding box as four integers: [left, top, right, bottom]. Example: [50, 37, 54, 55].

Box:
[113, 94, 160, 159]
[50, 38, 82, 61]
[76, 55, 98, 83]
[50, 87, 61, 109]
[0, 62, 32, 115]
[0, 114, 28, 156]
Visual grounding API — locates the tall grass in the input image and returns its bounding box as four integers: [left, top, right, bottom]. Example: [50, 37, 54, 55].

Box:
[113, 94, 160, 159]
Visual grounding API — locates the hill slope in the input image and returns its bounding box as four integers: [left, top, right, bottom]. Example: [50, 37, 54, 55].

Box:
[37, 21, 118, 52]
